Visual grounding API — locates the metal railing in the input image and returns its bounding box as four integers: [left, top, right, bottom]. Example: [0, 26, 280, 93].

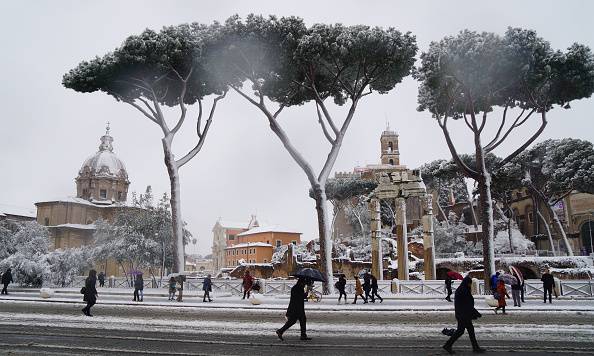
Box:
[52, 277, 594, 297]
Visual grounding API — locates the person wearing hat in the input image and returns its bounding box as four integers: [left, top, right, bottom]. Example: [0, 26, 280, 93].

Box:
[443, 276, 485, 354]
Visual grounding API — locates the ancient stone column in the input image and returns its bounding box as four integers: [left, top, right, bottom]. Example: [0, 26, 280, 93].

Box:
[396, 197, 409, 280]
[369, 198, 382, 279]
[422, 195, 436, 280]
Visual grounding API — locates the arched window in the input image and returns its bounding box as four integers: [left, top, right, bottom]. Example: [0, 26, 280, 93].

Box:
[388, 142, 393, 152]
[389, 159, 394, 165]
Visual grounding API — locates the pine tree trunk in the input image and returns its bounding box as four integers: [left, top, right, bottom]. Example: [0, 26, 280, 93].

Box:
[313, 186, 333, 294]
[548, 203, 574, 256]
[163, 137, 185, 273]
[537, 209, 556, 256]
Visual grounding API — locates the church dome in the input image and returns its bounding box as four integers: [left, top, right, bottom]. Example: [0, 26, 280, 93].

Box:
[75, 124, 130, 203]
[78, 128, 128, 180]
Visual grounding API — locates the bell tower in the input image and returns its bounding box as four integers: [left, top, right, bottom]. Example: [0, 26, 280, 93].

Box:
[380, 125, 399, 165]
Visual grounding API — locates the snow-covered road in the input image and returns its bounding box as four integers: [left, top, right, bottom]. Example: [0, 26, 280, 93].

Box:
[0, 295, 593, 355]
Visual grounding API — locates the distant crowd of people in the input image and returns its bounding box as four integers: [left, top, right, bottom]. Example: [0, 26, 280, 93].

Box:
[334, 271, 383, 304]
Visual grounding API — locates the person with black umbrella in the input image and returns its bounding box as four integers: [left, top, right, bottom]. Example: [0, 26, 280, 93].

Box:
[443, 276, 485, 354]
[276, 277, 311, 341]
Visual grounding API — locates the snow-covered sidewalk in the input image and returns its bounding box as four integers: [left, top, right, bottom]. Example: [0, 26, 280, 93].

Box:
[2, 288, 594, 313]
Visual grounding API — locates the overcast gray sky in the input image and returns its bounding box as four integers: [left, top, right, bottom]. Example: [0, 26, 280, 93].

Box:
[1, 0, 593, 255]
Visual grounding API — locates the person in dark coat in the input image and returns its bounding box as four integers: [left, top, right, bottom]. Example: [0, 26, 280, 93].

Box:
[520, 272, 526, 303]
[541, 269, 555, 304]
[242, 271, 254, 300]
[443, 276, 485, 354]
[370, 274, 383, 303]
[97, 272, 105, 287]
[335, 275, 347, 304]
[276, 277, 311, 341]
[82, 269, 98, 317]
[133, 274, 144, 302]
[176, 275, 186, 302]
[1, 268, 13, 295]
[202, 274, 213, 302]
[362, 272, 372, 304]
[444, 275, 453, 302]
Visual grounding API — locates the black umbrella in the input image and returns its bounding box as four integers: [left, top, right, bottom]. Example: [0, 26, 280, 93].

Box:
[292, 268, 326, 282]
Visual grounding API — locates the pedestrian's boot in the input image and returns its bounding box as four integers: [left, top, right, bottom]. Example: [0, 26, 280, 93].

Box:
[275, 329, 284, 341]
[442, 344, 455, 354]
[300, 335, 312, 341]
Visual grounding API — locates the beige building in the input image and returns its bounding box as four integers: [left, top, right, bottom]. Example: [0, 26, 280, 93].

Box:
[510, 188, 594, 255]
[212, 216, 302, 273]
[35, 125, 132, 276]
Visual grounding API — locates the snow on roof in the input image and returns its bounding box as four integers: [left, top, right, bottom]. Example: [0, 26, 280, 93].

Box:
[237, 225, 301, 236]
[226, 242, 273, 249]
[36, 196, 127, 208]
[49, 223, 97, 230]
[0, 203, 36, 218]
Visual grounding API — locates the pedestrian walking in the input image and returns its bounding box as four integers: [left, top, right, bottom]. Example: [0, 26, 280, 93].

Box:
[335, 275, 347, 304]
[133, 273, 144, 302]
[203, 274, 213, 302]
[511, 276, 522, 307]
[370, 274, 383, 303]
[541, 269, 555, 304]
[82, 269, 98, 317]
[363, 272, 371, 304]
[168, 277, 176, 301]
[352, 275, 366, 304]
[1, 268, 13, 295]
[176, 275, 185, 302]
[494, 279, 510, 314]
[276, 277, 311, 341]
[97, 271, 105, 287]
[242, 271, 254, 299]
[445, 275, 453, 302]
[442, 276, 485, 354]
[520, 273, 526, 303]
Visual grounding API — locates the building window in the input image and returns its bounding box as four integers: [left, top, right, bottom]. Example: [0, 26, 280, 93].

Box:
[528, 212, 534, 223]
[82, 188, 88, 197]
[44, 217, 49, 226]
[264, 259, 267, 263]
[117, 191, 123, 200]
[228, 234, 235, 241]
[267, 240, 270, 244]
[388, 142, 393, 152]
[276, 240, 282, 248]
[100, 189, 107, 199]
[389, 159, 394, 165]
[291, 240, 297, 245]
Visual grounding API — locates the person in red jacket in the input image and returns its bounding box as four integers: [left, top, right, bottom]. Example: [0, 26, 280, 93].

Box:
[494, 279, 510, 315]
[242, 271, 254, 299]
